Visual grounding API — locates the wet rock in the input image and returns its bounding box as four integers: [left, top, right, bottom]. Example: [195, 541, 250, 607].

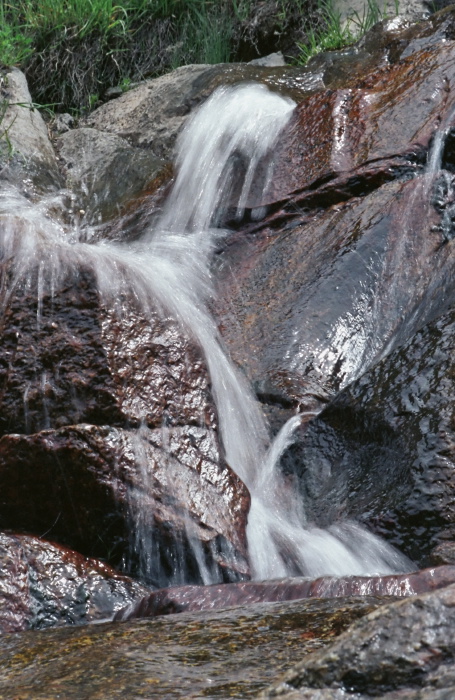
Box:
[268, 33, 455, 200]
[0, 252, 249, 582]
[0, 423, 250, 582]
[261, 583, 455, 699]
[430, 542, 455, 566]
[215, 11, 455, 407]
[0, 68, 62, 193]
[209, 10, 455, 575]
[216, 170, 455, 411]
[115, 565, 455, 619]
[82, 63, 328, 161]
[294, 309, 455, 565]
[0, 532, 149, 634]
[56, 127, 165, 223]
[0, 596, 390, 698]
[0, 264, 217, 437]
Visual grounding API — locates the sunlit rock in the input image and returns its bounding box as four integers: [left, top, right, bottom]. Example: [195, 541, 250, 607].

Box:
[0, 67, 62, 194]
[0, 532, 149, 634]
[114, 565, 455, 619]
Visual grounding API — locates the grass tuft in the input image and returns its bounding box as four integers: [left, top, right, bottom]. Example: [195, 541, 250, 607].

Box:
[296, 0, 399, 65]
[0, 0, 399, 112]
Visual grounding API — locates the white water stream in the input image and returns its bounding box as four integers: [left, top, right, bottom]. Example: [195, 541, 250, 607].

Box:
[0, 83, 413, 582]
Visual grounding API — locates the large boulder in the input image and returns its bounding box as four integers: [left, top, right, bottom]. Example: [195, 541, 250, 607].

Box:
[216, 10, 455, 403]
[0, 265, 218, 437]
[82, 62, 331, 161]
[0, 257, 250, 582]
[212, 9, 455, 563]
[0, 423, 250, 583]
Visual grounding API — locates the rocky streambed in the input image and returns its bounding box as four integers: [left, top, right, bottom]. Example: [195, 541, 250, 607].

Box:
[2, 7, 455, 699]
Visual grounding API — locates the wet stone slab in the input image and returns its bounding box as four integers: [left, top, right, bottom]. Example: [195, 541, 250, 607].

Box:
[0, 596, 392, 699]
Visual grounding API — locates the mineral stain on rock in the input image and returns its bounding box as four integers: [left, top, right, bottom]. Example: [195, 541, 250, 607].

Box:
[0, 596, 390, 699]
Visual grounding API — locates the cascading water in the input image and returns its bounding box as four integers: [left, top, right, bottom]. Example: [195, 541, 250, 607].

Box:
[0, 83, 413, 585]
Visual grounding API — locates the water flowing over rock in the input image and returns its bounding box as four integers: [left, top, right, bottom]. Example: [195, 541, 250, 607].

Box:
[115, 565, 455, 619]
[292, 308, 455, 565]
[2, 9, 455, 695]
[214, 8, 455, 569]
[56, 127, 165, 224]
[0, 596, 390, 699]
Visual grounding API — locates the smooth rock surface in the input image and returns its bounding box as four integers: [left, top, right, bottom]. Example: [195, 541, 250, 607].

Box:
[82, 64, 212, 159]
[56, 127, 165, 223]
[0, 67, 62, 193]
[115, 565, 455, 619]
[0, 596, 389, 698]
[213, 9, 455, 562]
[83, 62, 333, 160]
[216, 13, 455, 402]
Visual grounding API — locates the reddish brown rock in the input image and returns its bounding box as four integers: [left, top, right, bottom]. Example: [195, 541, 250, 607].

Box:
[216, 171, 455, 406]
[0, 532, 149, 634]
[115, 565, 455, 619]
[216, 16, 455, 404]
[212, 11, 455, 565]
[0, 423, 250, 583]
[0, 248, 250, 582]
[0, 264, 216, 436]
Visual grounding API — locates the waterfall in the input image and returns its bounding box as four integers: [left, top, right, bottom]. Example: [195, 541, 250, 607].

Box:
[0, 83, 413, 584]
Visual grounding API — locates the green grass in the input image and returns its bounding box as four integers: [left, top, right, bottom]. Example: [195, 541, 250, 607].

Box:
[0, 0, 399, 112]
[296, 0, 399, 65]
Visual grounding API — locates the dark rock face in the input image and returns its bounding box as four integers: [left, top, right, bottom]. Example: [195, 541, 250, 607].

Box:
[0, 532, 149, 634]
[0, 423, 249, 583]
[216, 22, 455, 403]
[293, 309, 455, 566]
[261, 583, 455, 699]
[0, 265, 218, 437]
[115, 565, 455, 619]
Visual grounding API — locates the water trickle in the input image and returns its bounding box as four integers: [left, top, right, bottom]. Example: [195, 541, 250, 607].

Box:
[0, 83, 413, 584]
